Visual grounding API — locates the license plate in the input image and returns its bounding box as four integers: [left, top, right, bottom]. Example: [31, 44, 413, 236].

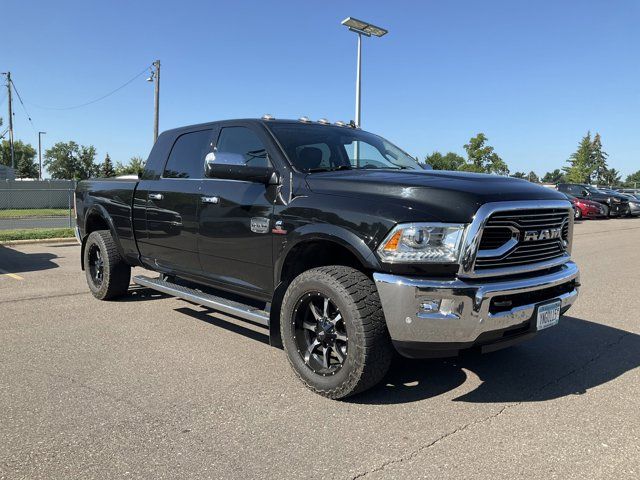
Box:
[536, 300, 561, 330]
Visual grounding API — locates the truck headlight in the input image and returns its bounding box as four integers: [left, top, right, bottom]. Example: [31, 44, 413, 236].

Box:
[377, 223, 466, 263]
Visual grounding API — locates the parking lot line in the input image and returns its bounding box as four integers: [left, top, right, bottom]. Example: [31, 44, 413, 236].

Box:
[0, 267, 24, 280]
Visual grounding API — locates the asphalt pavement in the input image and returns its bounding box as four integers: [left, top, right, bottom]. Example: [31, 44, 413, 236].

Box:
[0, 218, 639, 479]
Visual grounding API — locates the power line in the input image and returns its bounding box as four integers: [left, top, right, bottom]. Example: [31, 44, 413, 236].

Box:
[10, 78, 38, 133]
[26, 64, 153, 111]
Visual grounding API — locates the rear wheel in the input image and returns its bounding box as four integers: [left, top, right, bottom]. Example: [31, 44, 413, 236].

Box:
[281, 266, 393, 399]
[574, 207, 582, 220]
[84, 230, 131, 300]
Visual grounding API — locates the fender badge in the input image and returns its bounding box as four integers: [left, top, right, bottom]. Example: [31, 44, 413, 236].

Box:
[272, 220, 287, 235]
[250, 217, 270, 234]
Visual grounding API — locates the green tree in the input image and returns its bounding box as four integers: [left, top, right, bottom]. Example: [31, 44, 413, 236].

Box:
[591, 133, 608, 184]
[527, 171, 540, 183]
[600, 168, 621, 187]
[44, 141, 98, 179]
[115, 156, 145, 176]
[511, 172, 527, 179]
[625, 170, 640, 188]
[425, 151, 465, 170]
[0, 140, 38, 178]
[462, 133, 509, 175]
[542, 169, 566, 184]
[564, 132, 595, 183]
[100, 153, 116, 177]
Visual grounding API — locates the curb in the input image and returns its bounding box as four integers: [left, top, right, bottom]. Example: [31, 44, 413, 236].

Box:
[0, 237, 78, 246]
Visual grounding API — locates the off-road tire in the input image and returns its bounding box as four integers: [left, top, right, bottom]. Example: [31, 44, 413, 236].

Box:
[281, 266, 393, 399]
[84, 230, 131, 300]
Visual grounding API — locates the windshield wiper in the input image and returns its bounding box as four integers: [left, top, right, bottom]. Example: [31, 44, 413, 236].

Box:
[307, 165, 353, 173]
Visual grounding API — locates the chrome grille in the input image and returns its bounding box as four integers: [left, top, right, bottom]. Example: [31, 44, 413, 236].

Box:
[474, 208, 570, 271]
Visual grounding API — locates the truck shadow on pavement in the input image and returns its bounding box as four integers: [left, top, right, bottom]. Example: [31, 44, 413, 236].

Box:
[0, 245, 59, 274]
[353, 316, 640, 405]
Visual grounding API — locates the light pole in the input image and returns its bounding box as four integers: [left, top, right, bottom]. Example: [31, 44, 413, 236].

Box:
[147, 60, 161, 143]
[38, 131, 46, 180]
[341, 17, 388, 128]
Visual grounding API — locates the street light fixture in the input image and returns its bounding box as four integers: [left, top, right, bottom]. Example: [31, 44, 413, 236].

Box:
[341, 17, 388, 128]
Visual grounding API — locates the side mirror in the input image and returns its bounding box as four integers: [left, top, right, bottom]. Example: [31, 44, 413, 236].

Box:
[205, 152, 278, 184]
[582, 190, 590, 196]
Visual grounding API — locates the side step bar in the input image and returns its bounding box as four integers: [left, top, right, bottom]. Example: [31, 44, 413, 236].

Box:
[133, 275, 270, 327]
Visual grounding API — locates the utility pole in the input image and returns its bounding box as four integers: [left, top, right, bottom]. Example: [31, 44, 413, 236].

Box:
[3, 72, 15, 169]
[38, 131, 46, 180]
[152, 60, 160, 142]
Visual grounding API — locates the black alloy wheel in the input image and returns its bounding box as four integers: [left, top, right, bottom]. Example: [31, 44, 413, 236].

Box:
[280, 266, 393, 399]
[292, 292, 348, 376]
[83, 230, 131, 300]
[88, 243, 105, 287]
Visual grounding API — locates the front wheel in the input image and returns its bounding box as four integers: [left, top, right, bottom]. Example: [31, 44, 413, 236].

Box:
[281, 266, 393, 399]
[83, 230, 131, 300]
[574, 207, 582, 220]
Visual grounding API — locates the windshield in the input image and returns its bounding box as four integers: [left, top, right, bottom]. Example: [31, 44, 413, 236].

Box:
[585, 186, 602, 194]
[267, 123, 422, 172]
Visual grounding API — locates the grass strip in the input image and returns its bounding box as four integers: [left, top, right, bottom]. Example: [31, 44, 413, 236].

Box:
[0, 209, 69, 218]
[0, 228, 75, 242]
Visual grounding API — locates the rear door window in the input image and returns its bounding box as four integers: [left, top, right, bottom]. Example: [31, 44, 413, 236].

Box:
[163, 129, 213, 178]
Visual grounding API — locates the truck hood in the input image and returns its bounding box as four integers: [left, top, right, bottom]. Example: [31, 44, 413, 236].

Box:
[304, 169, 568, 223]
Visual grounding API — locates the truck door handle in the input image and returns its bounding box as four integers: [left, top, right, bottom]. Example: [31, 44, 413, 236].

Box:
[148, 193, 164, 200]
[202, 196, 220, 205]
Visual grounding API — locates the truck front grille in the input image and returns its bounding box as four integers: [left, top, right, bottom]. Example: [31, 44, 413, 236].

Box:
[474, 209, 570, 272]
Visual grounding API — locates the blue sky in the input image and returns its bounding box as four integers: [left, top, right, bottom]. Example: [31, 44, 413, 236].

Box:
[3, 0, 639, 177]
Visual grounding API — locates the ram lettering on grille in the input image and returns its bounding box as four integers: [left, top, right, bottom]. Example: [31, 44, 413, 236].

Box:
[475, 209, 570, 271]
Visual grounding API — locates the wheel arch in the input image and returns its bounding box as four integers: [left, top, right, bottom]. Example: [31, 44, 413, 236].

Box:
[269, 226, 381, 348]
[80, 205, 122, 271]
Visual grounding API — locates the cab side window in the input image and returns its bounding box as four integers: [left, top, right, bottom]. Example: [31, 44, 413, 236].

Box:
[216, 127, 269, 168]
[163, 129, 213, 178]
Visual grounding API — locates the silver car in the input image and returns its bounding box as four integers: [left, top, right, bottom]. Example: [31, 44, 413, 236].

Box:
[620, 193, 640, 216]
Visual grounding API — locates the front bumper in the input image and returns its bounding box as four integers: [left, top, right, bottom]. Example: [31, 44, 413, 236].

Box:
[609, 203, 629, 216]
[374, 261, 579, 358]
[628, 202, 640, 216]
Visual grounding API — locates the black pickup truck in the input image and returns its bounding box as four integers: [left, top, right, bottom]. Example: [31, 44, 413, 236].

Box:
[75, 117, 580, 399]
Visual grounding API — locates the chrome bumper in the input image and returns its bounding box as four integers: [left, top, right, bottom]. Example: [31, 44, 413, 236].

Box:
[373, 262, 579, 348]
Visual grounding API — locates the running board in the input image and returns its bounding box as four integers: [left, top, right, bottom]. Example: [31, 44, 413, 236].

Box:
[133, 275, 270, 327]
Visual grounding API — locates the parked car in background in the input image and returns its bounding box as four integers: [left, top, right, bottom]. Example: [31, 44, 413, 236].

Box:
[557, 183, 629, 217]
[563, 193, 607, 220]
[616, 188, 640, 196]
[618, 193, 640, 217]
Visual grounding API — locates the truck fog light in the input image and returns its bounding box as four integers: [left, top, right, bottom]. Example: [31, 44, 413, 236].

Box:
[439, 299, 460, 315]
[419, 299, 441, 313]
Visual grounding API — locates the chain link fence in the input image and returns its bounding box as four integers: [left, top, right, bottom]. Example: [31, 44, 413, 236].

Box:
[0, 181, 76, 232]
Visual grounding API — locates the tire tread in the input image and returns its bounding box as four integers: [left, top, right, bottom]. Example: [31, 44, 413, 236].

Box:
[281, 265, 392, 399]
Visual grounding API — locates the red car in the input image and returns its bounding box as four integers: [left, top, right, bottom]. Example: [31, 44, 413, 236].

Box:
[564, 193, 607, 220]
